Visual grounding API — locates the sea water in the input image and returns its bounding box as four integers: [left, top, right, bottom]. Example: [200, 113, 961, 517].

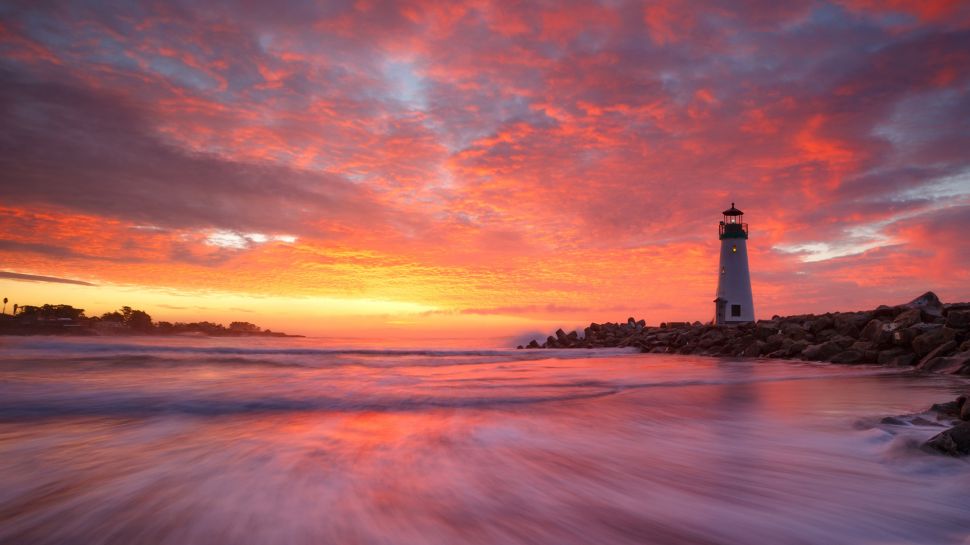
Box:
[1, 335, 968, 545]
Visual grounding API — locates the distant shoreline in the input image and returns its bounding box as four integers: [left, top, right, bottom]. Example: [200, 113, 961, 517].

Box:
[0, 303, 301, 338]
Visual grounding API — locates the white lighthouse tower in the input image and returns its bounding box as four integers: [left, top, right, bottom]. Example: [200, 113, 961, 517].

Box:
[714, 203, 755, 324]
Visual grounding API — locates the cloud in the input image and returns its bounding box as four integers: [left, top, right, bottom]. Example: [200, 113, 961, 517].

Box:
[0, 0, 968, 328]
[0, 271, 96, 286]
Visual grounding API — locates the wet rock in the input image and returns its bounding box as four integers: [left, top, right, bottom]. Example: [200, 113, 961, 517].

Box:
[912, 327, 957, 358]
[880, 416, 906, 425]
[883, 353, 916, 366]
[787, 340, 809, 357]
[931, 401, 961, 416]
[922, 422, 970, 456]
[916, 341, 958, 369]
[802, 341, 843, 362]
[946, 310, 970, 330]
[920, 351, 970, 375]
[876, 348, 906, 365]
[743, 340, 765, 358]
[831, 350, 865, 364]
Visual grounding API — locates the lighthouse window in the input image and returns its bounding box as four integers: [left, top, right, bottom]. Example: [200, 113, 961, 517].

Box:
[731, 304, 741, 317]
[720, 267, 725, 275]
[732, 245, 737, 253]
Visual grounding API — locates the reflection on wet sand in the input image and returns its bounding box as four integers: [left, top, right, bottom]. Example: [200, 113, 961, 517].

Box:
[1, 337, 968, 544]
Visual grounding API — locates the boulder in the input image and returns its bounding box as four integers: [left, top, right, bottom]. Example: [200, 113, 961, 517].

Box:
[883, 353, 916, 366]
[930, 399, 963, 417]
[872, 305, 897, 320]
[920, 351, 970, 375]
[916, 340, 958, 369]
[905, 291, 944, 318]
[945, 310, 970, 330]
[891, 328, 915, 348]
[922, 422, 970, 456]
[743, 340, 765, 358]
[877, 348, 907, 365]
[859, 319, 893, 347]
[833, 316, 861, 337]
[809, 315, 834, 334]
[754, 321, 778, 340]
[830, 350, 865, 364]
[787, 340, 809, 357]
[801, 341, 843, 362]
[912, 327, 957, 358]
[892, 308, 923, 329]
[830, 335, 857, 350]
[526, 340, 540, 349]
[780, 323, 808, 341]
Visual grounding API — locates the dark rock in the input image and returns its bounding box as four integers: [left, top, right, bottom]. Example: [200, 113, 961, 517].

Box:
[912, 327, 957, 358]
[920, 351, 970, 375]
[911, 417, 946, 427]
[754, 322, 778, 340]
[884, 353, 916, 366]
[802, 341, 843, 362]
[905, 291, 944, 318]
[923, 422, 970, 456]
[962, 401, 970, 422]
[787, 340, 809, 357]
[780, 323, 808, 341]
[872, 305, 896, 320]
[946, 310, 970, 329]
[830, 335, 856, 350]
[555, 328, 568, 342]
[931, 400, 962, 417]
[546, 336, 557, 348]
[743, 340, 764, 358]
[860, 319, 881, 340]
[809, 315, 834, 334]
[516, 345, 523, 349]
[892, 308, 923, 329]
[833, 314, 862, 337]
[830, 350, 865, 364]
[526, 340, 540, 349]
[916, 340, 958, 369]
[880, 416, 906, 425]
[876, 348, 906, 365]
[892, 327, 920, 349]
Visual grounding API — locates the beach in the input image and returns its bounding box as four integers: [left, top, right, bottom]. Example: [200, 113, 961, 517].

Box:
[1, 336, 968, 545]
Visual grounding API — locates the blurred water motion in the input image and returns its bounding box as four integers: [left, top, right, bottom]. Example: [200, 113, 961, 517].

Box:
[1, 336, 968, 544]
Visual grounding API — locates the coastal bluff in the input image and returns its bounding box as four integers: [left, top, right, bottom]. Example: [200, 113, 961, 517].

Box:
[520, 292, 970, 377]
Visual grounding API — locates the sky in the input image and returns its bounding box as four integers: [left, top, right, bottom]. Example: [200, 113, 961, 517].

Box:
[1, 0, 969, 340]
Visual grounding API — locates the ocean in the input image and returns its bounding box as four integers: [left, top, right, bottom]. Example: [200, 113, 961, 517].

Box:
[1, 335, 968, 545]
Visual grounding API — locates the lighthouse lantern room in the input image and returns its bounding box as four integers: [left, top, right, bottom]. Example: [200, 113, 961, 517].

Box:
[714, 203, 755, 325]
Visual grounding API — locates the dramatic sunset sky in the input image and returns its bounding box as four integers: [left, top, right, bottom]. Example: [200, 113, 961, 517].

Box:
[1, 1, 968, 339]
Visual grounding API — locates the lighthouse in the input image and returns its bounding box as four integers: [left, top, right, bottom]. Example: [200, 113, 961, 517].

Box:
[714, 203, 755, 324]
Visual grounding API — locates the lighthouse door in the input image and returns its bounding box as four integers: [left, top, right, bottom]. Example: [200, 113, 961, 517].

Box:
[715, 299, 726, 324]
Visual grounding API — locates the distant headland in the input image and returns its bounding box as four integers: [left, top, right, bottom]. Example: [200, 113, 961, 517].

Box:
[521, 291, 970, 377]
[0, 303, 301, 337]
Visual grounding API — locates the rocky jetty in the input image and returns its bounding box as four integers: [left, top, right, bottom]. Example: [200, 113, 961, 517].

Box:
[520, 292, 970, 376]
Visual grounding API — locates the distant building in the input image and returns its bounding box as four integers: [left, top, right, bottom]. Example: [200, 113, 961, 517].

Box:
[714, 203, 755, 324]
